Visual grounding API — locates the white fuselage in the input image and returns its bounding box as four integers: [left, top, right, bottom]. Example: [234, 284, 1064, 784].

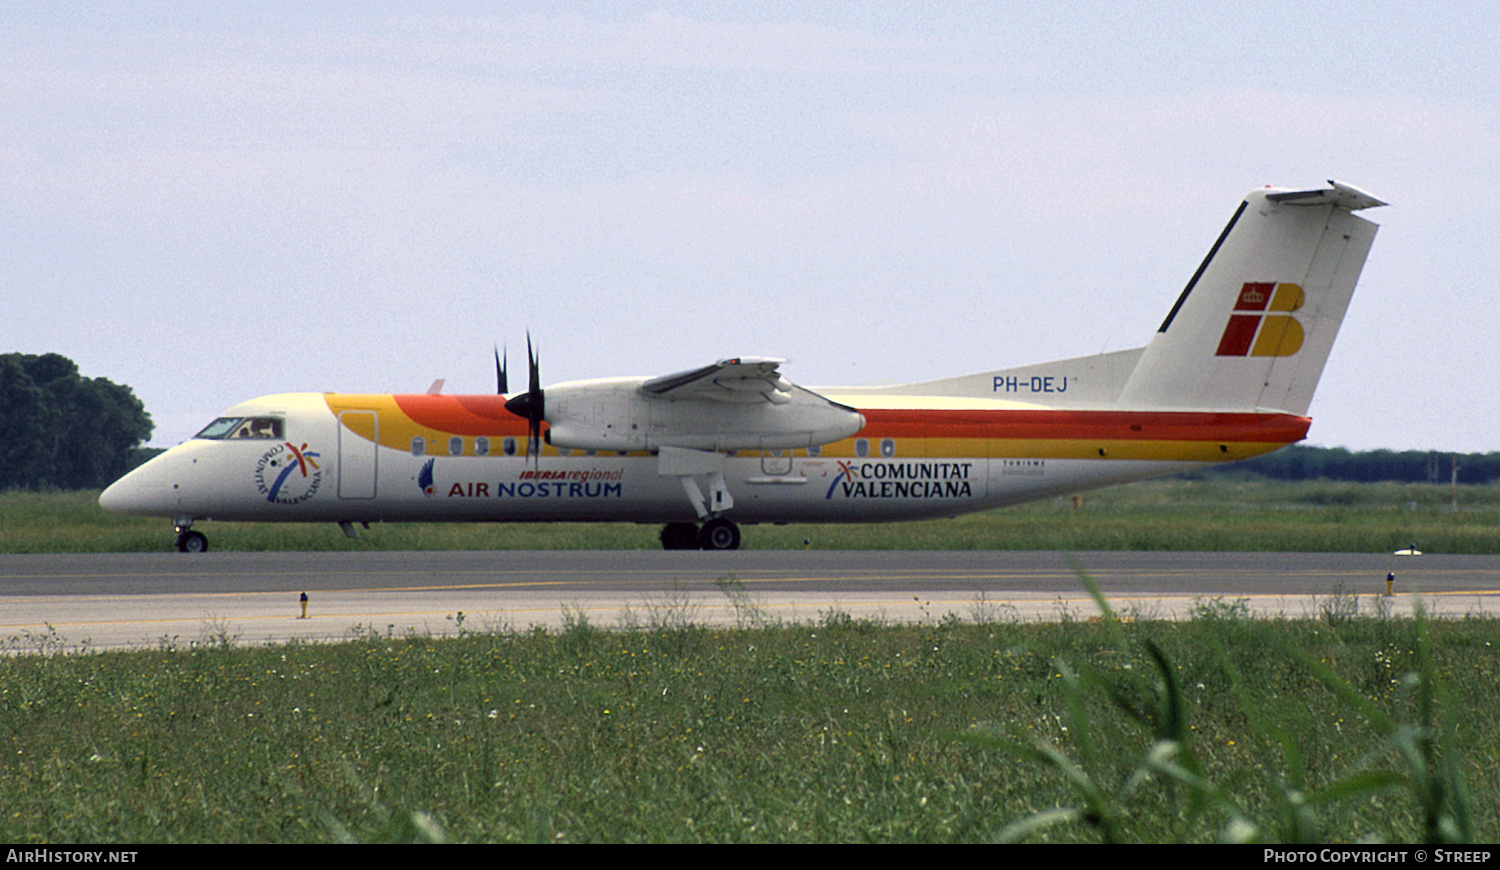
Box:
[100, 390, 1293, 529]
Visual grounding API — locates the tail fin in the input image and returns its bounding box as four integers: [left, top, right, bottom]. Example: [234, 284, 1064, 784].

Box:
[1119, 181, 1383, 414]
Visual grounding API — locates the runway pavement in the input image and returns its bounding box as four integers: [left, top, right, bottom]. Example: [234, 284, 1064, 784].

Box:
[2, 550, 1498, 651]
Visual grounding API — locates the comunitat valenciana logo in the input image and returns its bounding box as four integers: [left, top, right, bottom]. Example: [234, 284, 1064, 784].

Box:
[254, 442, 323, 505]
[1215, 282, 1305, 357]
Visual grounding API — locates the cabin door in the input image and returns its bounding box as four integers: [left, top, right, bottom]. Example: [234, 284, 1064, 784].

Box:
[338, 411, 378, 499]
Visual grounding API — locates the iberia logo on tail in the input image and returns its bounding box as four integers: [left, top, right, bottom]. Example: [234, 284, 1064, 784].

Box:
[1215, 282, 1304, 357]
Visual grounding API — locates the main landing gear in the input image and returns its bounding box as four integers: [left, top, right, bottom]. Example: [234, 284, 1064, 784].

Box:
[660, 518, 741, 551]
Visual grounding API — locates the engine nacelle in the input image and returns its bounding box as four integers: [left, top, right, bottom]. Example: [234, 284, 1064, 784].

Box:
[542, 378, 864, 453]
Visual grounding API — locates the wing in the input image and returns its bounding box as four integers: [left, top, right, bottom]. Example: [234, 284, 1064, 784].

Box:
[640, 357, 795, 405]
[541, 358, 864, 452]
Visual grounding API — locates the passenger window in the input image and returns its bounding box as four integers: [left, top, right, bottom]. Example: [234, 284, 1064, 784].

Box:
[449, 436, 464, 456]
[476, 437, 490, 457]
[412, 437, 426, 457]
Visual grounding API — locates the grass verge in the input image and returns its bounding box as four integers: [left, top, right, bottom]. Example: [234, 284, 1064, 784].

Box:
[6, 478, 1500, 553]
[2, 601, 1496, 842]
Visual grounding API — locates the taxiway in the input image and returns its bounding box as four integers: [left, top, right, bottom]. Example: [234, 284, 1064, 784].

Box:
[2, 550, 1496, 651]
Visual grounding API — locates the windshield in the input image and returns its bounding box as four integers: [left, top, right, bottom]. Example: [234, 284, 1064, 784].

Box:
[195, 416, 283, 440]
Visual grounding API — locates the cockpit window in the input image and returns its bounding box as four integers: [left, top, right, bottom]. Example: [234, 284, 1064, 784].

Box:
[195, 417, 241, 439]
[195, 416, 284, 440]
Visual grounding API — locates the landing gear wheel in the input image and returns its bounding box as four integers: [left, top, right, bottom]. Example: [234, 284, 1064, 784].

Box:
[698, 518, 740, 551]
[660, 522, 700, 550]
[175, 530, 209, 553]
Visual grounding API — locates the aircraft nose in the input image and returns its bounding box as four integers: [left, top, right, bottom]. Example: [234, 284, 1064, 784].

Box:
[99, 455, 170, 516]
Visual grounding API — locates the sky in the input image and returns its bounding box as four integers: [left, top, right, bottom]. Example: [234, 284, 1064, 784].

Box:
[3, 3, 1497, 452]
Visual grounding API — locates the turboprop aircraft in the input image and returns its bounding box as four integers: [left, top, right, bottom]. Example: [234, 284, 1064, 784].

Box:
[100, 180, 1384, 552]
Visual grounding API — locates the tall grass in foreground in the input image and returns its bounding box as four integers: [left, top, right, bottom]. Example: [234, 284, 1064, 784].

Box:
[6, 478, 1500, 552]
[2, 595, 1496, 842]
[965, 575, 1477, 843]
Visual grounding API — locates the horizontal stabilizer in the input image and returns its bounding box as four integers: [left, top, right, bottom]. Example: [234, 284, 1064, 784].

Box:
[1265, 180, 1385, 211]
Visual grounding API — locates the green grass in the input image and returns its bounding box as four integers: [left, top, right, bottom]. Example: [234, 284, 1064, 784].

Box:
[7, 481, 1494, 842]
[7, 478, 1500, 553]
[1, 605, 1494, 842]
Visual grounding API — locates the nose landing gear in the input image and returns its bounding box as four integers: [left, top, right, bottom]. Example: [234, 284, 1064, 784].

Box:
[174, 525, 209, 553]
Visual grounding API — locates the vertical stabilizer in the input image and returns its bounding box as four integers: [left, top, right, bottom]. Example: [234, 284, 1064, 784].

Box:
[1119, 181, 1383, 414]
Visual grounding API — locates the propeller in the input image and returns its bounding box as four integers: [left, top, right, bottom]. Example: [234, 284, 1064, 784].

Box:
[503, 335, 545, 459]
[494, 345, 508, 395]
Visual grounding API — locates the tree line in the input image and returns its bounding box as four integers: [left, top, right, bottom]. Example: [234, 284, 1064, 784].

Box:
[1, 353, 153, 491]
[1195, 444, 1500, 485]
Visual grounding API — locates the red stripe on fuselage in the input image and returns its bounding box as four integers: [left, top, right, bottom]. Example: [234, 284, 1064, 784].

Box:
[854, 408, 1310, 443]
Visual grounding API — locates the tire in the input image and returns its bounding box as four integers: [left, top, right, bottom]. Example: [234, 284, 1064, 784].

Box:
[176, 530, 209, 553]
[660, 522, 700, 550]
[698, 518, 740, 551]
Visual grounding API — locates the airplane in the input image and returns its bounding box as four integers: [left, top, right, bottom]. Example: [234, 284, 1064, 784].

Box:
[100, 180, 1384, 552]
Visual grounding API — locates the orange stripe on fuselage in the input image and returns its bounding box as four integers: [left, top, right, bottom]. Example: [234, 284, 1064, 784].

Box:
[392, 394, 516, 434]
[325, 394, 1309, 458]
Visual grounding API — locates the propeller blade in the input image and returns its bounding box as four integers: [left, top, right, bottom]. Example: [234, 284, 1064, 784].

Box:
[526, 336, 543, 456]
[527, 334, 541, 398]
[502, 333, 545, 461]
[494, 345, 508, 395]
